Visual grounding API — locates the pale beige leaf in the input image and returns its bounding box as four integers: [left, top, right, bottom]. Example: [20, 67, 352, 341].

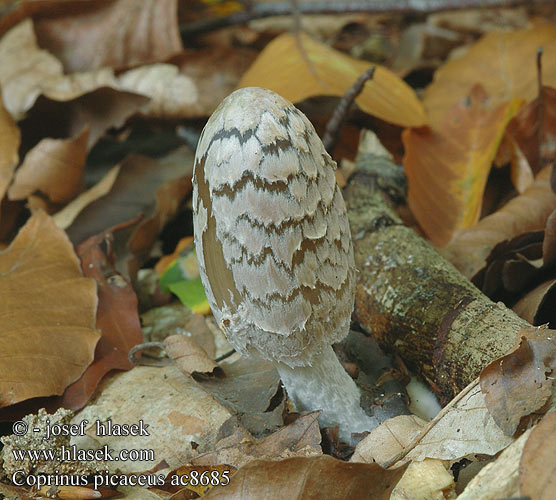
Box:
[0, 94, 19, 210]
[351, 415, 426, 465]
[0, 19, 120, 119]
[118, 64, 203, 118]
[0, 211, 99, 406]
[73, 365, 232, 473]
[391, 459, 455, 500]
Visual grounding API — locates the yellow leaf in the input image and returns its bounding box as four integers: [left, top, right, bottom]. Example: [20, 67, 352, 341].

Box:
[403, 86, 523, 246]
[239, 33, 427, 128]
[424, 22, 556, 125]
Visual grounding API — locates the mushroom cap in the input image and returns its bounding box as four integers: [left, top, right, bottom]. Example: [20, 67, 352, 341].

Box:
[193, 87, 355, 367]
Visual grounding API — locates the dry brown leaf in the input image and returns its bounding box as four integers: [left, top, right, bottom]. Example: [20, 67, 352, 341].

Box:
[58, 222, 143, 411]
[8, 127, 89, 203]
[423, 22, 556, 125]
[52, 164, 121, 230]
[0, 94, 19, 212]
[175, 48, 257, 116]
[505, 86, 556, 181]
[118, 64, 203, 119]
[66, 151, 193, 247]
[163, 334, 218, 375]
[0, 19, 122, 119]
[519, 411, 556, 499]
[0, 210, 99, 406]
[403, 85, 522, 245]
[73, 364, 233, 473]
[193, 412, 322, 470]
[24, 88, 148, 151]
[203, 455, 406, 500]
[127, 173, 193, 277]
[544, 207, 556, 265]
[239, 32, 426, 128]
[442, 167, 556, 279]
[480, 328, 556, 436]
[513, 279, 556, 326]
[1, 0, 183, 72]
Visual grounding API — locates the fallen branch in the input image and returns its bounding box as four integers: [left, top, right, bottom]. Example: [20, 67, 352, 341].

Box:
[344, 157, 530, 403]
[181, 0, 554, 38]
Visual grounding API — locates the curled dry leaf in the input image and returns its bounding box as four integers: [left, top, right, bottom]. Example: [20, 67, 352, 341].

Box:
[442, 166, 556, 279]
[0, 211, 99, 406]
[0, 19, 121, 119]
[119, 64, 203, 119]
[203, 455, 406, 500]
[8, 127, 89, 204]
[163, 334, 219, 376]
[2, 0, 184, 73]
[403, 85, 522, 245]
[519, 411, 556, 499]
[0, 19, 147, 150]
[513, 278, 556, 326]
[471, 230, 546, 301]
[423, 22, 556, 125]
[239, 32, 426, 128]
[505, 86, 556, 186]
[480, 327, 556, 436]
[0, 95, 19, 212]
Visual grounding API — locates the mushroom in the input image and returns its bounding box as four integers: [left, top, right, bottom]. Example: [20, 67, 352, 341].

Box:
[192, 87, 376, 442]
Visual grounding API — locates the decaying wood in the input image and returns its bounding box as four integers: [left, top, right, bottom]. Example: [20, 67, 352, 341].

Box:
[344, 158, 530, 403]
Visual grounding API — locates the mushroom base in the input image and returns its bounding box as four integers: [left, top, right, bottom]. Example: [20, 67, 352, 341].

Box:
[276, 344, 377, 443]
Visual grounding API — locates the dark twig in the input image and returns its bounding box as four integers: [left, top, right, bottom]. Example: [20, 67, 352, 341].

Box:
[537, 47, 545, 173]
[215, 349, 236, 363]
[322, 67, 375, 154]
[181, 0, 554, 38]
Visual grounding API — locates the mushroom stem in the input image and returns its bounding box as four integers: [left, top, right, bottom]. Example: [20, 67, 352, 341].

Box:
[276, 344, 377, 443]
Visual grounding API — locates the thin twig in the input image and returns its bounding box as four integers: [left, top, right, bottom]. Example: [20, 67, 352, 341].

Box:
[537, 47, 545, 173]
[181, 0, 554, 38]
[215, 349, 236, 363]
[322, 67, 375, 154]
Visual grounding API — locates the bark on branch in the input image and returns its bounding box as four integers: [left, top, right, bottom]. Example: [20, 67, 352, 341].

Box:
[344, 159, 530, 403]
